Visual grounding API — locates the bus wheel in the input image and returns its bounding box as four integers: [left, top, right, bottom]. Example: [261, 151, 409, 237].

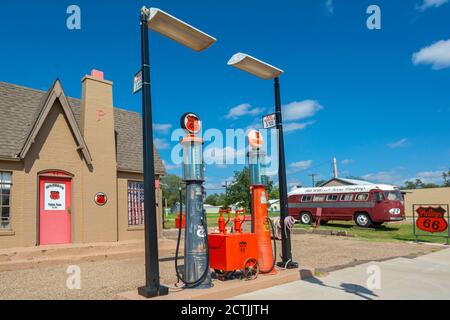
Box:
[355, 213, 372, 228]
[300, 212, 313, 225]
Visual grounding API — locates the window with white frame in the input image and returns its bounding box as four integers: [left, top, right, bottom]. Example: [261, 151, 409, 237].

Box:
[127, 181, 144, 226]
[0, 172, 12, 229]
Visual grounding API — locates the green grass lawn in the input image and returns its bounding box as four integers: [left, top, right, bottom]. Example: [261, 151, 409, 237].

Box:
[163, 211, 280, 230]
[295, 220, 449, 244]
[163, 212, 449, 245]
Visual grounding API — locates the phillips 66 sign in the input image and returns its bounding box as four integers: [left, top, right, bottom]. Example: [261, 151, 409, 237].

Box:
[415, 206, 448, 233]
[413, 204, 449, 245]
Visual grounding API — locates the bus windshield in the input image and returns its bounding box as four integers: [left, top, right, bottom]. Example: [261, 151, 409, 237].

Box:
[384, 190, 402, 201]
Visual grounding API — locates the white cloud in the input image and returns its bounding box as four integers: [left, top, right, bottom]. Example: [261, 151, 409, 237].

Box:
[416, 0, 448, 11]
[225, 103, 264, 119]
[284, 121, 315, 133]
[362, 171, 402, 185]
[405, 171, 444, 184]
[412, 39, 450, 70]
[388, 138, 409, 149]
[325, 0, 334, 14]
[162, 160, 180, 171]
[289, 160, 313, 170]
[154, 138, 170, 150]
[283, 100, 324, 121]
[341, 159, 354, 165]
[203, 146, 246, 165]
[153, 123, 172, 134]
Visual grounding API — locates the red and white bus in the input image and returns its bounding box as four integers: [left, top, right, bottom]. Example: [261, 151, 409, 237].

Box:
[288, 184, 405, 228]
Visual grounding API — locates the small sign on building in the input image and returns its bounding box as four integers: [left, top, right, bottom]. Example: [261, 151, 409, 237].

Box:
[133, 70, 142, 94]
[262, 113, 277, 129]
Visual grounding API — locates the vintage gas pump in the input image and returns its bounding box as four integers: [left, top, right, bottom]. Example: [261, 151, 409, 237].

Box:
[175, 112, 212, 289]
[248, 130, 277, 274]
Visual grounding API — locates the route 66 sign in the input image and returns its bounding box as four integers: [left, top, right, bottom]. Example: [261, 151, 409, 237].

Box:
[416, 206, 448, 234]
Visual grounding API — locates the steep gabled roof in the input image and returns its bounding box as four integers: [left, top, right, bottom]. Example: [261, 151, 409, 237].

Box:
[0, 81, 165, 175]
[19, 80, 92, 165]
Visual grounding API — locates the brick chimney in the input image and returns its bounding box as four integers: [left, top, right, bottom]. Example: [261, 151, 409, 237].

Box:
[80, 70, 118, 242]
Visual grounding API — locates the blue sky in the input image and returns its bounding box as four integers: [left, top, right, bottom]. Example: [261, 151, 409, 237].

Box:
[1, 0, 449, 192]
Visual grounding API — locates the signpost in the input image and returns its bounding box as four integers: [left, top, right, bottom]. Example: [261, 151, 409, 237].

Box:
[413, 204, 449, 245]
[262, 113, 277, 129]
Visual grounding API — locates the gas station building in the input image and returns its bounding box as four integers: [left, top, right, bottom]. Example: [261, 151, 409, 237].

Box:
[0, 71, 166, 249]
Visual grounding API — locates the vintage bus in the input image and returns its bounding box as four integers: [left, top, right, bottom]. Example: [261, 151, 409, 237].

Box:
[287, 184, 405, 227]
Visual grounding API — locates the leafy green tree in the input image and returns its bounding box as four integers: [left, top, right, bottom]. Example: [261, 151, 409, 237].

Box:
[443, 171, 450, 187]
[205, 193, 227, 206]
[160, 174, 183, 208]
[227, 167, 251, 209]
[269, 186, 279, 200]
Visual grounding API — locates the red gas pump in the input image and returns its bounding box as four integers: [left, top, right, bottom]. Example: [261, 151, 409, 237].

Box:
[248, 130, 277, 275]
[208, 209, 259, 280]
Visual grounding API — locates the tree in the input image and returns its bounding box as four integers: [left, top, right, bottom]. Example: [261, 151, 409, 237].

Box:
[226, 167, 275, 208]
[160, 174, 183, 208]
[443, 171, 450, 187]
[227, 167, 250, 209]
[269, 186, 279, 200]
[205, 193, 227, 207]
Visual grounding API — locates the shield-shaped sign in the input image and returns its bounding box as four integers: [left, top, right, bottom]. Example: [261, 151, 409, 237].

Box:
[416, 206, 448, 234]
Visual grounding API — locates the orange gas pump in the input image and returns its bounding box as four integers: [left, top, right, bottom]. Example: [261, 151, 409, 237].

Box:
[251, 185, 276, 274]
[248, 130, 277, 275]
[208, 208, 259, 281]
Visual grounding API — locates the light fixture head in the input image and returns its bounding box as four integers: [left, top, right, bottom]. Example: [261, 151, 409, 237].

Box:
[147, 8, 216, 52]
[227, 53, 284, 80]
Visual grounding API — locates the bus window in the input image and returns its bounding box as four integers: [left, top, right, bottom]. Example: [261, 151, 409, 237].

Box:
[340, 194, 353, 201]
[384, 191, 402, 201]
[326, 194, 338, 201]
[355, 193, 369, 201]
[373, 192, 384, 202]
[313, 195, 326, 202]
[301, 195, 312, 202]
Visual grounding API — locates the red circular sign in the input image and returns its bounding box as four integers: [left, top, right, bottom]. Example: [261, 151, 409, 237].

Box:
[248, 130, 263, 148]
[94, 193, 108, 206]
[181, 112, 202, 134]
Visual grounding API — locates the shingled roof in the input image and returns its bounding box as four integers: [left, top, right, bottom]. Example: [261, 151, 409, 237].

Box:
[0, 81, 165, 175]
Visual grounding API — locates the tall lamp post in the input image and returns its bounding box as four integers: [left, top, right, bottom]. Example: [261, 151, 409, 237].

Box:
[227, 53, 298, 269]
[138, 7, 216, 298]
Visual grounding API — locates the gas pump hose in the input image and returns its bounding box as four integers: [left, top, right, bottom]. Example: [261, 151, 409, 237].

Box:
[259, 217, 277, 274]
[174, 210, 211, 288]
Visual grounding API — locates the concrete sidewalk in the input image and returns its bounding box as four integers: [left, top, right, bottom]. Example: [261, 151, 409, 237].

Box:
[233, 248, 450, 300]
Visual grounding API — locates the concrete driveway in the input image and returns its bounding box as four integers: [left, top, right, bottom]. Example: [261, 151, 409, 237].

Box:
[234, 248, 450, 300]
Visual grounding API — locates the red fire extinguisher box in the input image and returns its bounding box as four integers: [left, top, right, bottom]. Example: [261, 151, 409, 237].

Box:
[175, 214, 186, 229]
[208, 233, 258, 272]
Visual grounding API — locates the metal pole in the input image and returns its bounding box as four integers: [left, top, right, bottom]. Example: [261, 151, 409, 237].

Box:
[138, 9, 169, 298]
[274, 77, 298, 269]
[309, 174, 316, 187]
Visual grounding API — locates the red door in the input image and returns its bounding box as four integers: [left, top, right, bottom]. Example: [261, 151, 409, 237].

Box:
[39, 177, 71, 245]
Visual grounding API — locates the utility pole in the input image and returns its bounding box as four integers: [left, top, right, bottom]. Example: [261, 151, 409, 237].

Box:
[222, 180, 229, 207]
[309, 174, 317, 187]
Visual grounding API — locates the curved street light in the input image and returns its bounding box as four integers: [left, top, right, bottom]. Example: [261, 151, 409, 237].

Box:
[228, 52, 299, 270]
[138, 6, 216, 298]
